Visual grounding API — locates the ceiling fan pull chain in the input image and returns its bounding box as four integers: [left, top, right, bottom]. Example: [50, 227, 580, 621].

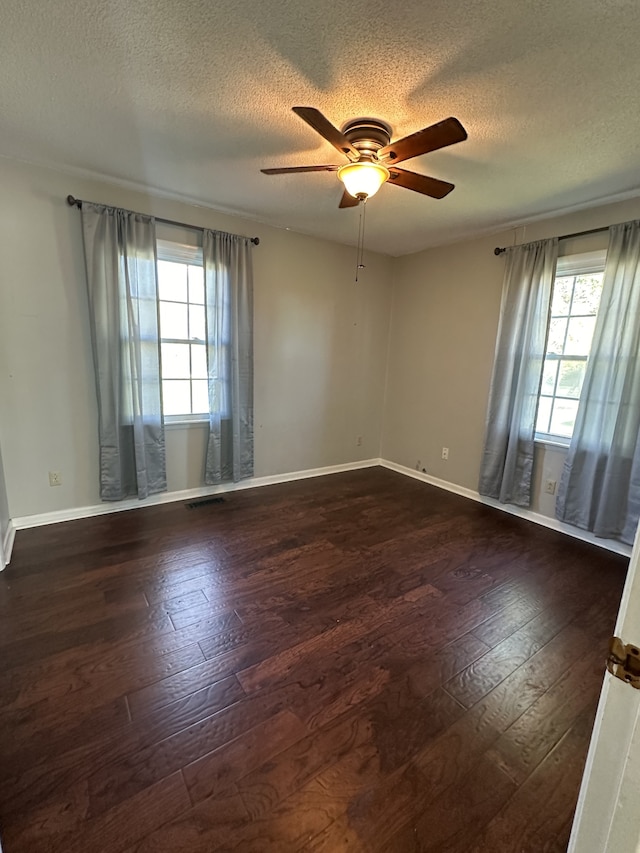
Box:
[355, 198, 367, 282]
[360, 198, 367, 270]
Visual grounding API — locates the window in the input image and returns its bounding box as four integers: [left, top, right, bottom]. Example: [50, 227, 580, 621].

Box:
[157, 240, 209, 421]
[535, 251, 605, 443]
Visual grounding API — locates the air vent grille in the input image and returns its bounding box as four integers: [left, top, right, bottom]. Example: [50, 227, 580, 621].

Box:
[186, 496, 226, 509]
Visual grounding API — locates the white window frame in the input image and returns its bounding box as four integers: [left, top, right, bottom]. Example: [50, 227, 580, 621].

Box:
[535, 249, 606, 447]
[157, 239, 209, 425]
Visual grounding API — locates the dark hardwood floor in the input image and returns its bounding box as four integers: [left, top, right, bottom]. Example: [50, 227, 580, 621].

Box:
[0, 468, 628, 852]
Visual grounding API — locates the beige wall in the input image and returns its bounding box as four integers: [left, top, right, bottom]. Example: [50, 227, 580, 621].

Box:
[0, 158, 392, 518]
[382, 195, 640, 518]
[2, 151, 640, 527]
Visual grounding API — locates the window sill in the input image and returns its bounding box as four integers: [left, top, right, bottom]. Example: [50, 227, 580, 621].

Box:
[165, 419, 209, 430]
[534, 436, 570, 451]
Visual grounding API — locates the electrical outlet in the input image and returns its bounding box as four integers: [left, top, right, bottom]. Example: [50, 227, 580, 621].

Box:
[544, 479, 557, 495]
[49, 471, 62, 487]
[356, 435, 363, 447]
[441, 447, 449, 461]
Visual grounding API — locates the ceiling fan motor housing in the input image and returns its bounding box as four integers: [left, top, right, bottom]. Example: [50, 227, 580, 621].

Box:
[342, 119, 392, 160]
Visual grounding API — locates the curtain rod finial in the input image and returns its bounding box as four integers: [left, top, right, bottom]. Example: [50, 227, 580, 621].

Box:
[67, 195, 81, 208]
[494, 246, 506, 256]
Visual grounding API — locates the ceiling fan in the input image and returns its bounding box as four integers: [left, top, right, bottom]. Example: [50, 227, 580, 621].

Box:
[261, 107, 467, 208]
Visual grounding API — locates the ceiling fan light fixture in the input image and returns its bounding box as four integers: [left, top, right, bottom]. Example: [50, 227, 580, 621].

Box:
[337, 161, 390, 200]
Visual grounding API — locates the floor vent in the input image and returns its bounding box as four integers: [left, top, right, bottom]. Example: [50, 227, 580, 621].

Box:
[186, 496, 226, 509]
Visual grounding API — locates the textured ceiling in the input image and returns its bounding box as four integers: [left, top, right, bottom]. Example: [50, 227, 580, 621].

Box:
[2, 0, 640, 255]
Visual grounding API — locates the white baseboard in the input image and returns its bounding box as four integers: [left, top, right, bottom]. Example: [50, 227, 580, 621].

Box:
[8, 456, 631, 560]
[10, 459, 381, 531]
[0, 520, 16, 570]
[380, 459, 632, 558]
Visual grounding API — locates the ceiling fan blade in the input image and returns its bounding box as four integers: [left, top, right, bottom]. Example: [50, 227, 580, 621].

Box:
[379, 117, 467, 165]
[387, 168, 455, 199]
[339, 190, 360, 208]
[261, 165, 341, 174]
[292, 107, 360, 162]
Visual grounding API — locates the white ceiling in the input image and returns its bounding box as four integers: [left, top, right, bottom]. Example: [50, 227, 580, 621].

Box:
[3, 0, 640, 256]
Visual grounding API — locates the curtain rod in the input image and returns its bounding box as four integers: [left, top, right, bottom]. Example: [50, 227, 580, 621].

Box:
[66, 195, 260, 245]
[494, 224, 610, 256]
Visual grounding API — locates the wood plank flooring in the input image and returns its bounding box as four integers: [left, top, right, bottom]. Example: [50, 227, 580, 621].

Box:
[0, 468, 628, 852]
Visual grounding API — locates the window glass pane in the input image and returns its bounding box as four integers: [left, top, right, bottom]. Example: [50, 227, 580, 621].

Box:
[547, 318, 567, 354]
[536, 396, 552, 434]
[192, 380, 209, 414]
[162, 380, 191, 415]
[551, 277, 573, 316]
[161, 343, 190, 379]
[157, 261, 188, 302]
[188, 266, 205, 304]
[160, 301, 189, 340]
[541, 358, 558, 395]
[565, 316, 596, 356]
[538, 260, 603, 441]
[189, 305, 206, 341]
[557, 360, 586, 399]
[549, 398, 579, 438]
[191, 344, 207, 379]
[572, 275, 603, 315]
[157, 251, 212, 418]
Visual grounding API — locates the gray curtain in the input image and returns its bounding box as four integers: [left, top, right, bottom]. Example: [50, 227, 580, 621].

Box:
[82, 204, 166, 500]
[203, 230, 254, 484]
[556, 221, 640, 544]
[478, 238, 558, 505]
